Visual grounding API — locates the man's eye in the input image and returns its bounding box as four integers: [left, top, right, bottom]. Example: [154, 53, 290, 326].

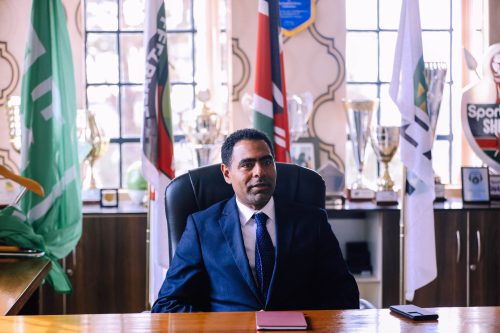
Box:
[241, 162, 253, 169]
[262, 159, 274, 166]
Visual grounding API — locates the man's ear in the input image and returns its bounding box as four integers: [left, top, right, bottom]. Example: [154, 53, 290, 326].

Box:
[221, 163, 232, 184]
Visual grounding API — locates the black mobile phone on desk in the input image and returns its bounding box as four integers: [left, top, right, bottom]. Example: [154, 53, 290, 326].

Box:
[389, 305, 439, 321]
[0, 249, 45, 258]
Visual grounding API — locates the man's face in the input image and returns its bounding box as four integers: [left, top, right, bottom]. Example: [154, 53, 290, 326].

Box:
[221, 139, 276, 210]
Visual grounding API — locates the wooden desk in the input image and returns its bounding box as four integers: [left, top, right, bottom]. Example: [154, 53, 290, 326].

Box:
[0, 258, 51, 315]
[0, 307, 498, 332]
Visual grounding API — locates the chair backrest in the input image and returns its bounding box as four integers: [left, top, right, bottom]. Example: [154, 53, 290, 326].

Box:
[164, 162, 326, 263]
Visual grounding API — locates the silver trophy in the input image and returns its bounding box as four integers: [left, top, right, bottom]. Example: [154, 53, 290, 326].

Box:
[242, 92, 313, 142]
[425, 62, 447, 201]
[288, 92, 313, 142]
[370, 126, 400, 205]
[342, 98, 376, 200]
[184, 90, 222, 166]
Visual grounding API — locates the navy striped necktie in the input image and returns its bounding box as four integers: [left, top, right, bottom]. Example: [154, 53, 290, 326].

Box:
[254, 212, 275, 300]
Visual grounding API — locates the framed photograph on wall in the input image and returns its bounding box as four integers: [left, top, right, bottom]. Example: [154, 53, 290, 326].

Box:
[290, 137, 319, 170]
[489, 173, 500, 200]
[461, 167, 490, 204]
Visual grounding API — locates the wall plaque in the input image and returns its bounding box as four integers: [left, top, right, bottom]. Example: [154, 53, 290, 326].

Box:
[462, 43, 500, 173]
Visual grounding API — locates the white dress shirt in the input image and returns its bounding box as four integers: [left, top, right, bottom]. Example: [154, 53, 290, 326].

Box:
[235, 197, 276, 281]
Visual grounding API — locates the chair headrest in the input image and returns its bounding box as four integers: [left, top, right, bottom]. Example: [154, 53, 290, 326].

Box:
[164, 162, 325, 261]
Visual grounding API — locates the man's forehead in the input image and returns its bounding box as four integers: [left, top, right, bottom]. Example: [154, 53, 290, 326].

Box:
[231, 140, 273, 160]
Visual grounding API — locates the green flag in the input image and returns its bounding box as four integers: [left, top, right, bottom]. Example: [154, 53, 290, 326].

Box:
[19, 0, 81, 293]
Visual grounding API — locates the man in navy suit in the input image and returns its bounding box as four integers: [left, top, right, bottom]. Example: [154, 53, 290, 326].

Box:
[152, 129, 359, 312]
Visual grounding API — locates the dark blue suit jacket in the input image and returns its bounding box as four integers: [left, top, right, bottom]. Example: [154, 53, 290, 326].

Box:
[152, 196, 359, 312]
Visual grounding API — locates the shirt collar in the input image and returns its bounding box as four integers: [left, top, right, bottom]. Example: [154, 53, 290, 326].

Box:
[236, 196, 275, 225]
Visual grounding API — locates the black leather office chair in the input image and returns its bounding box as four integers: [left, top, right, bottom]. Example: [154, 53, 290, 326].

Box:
[163, 162, 375, 309]
[164, 162, 325, 263]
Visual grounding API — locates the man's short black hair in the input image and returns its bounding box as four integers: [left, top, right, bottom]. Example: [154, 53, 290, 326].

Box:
[221, 128, 275, 166]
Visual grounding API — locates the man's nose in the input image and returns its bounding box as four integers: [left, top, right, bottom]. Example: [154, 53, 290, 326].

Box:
[252, 162, 265, 177]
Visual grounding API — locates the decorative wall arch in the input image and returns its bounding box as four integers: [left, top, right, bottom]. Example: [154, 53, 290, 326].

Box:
[232, 38, 251, 102]
[0, 41, 20, 106]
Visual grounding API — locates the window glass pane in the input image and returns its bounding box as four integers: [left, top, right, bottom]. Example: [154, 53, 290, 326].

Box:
[87, 85, 120, 139]
[121, 0, 145, 30]
[379, 84, 401, 126]
[379, 0, 402, 30]
[166, 0, 193, 30]
[93, 143, 120, 188]
[122, 143, 142, 186]
[420, 0, 450, 29]
[432, 140, 450, 183]
[120, 33, 144, 83]
[346, 0, 377, 30]
[171, 84, 195, 134]
[346, 84, 377, 100]
[168, 32, 194, 82]
[219, 0, 227, 30]
[435, 84, 451, 135]
[121, 86, 143, 138]
[86, 0, 118, 31]
[423, 32, 450, 64]
[220, 32, 228, 80]
[174, 141, 196, 175]
[379, 31, 397, 82]
[86, 33, 119, 83]
[346, 32, 378, 82]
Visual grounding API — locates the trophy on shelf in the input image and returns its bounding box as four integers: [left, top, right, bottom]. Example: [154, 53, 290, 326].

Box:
[425, 62, 448, 201]
[288, 92, 313, 142]
[241, 91, 313, 142]
[342, 98, 376, 201]
[82, 109, 109, 202]
[370, 126, 400, 205]
[184, 90, 222, 167]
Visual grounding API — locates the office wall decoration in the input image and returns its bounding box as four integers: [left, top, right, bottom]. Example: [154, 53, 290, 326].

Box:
[75, 2, 82, 36]
[231, 0, 346, 171]
[489, 173, 500, 200]
[0, 148, 19, 175]
[232, 38, 251, 102]
[462, 43, 500, 173]
[279, 0, 315, 37]
[0, 41, 19, 107]
[291, 137, 319, 170]
[461, 167, 490, 203]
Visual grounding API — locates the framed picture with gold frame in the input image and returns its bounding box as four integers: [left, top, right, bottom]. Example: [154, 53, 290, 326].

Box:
[100, 188, 119, 208]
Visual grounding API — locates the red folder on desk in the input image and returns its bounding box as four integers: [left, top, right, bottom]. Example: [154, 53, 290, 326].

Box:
[255, 311, 307, 330]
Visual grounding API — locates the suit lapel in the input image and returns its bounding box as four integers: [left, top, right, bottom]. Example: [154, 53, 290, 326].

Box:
[219, 197, 263, 304]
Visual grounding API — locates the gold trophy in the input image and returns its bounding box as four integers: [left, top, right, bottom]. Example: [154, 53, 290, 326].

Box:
[342, 98, 376, 201]
[84, 109, 109, 190]
[370, 126, 400, 205]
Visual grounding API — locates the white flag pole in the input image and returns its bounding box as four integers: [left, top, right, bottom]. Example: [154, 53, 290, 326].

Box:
[145, 185, 152, 310]
[399, 166, 407, 305]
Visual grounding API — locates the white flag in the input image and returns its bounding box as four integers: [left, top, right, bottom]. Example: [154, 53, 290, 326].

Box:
[389, 0, 437, 302]
[142, 0, 175, 306]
